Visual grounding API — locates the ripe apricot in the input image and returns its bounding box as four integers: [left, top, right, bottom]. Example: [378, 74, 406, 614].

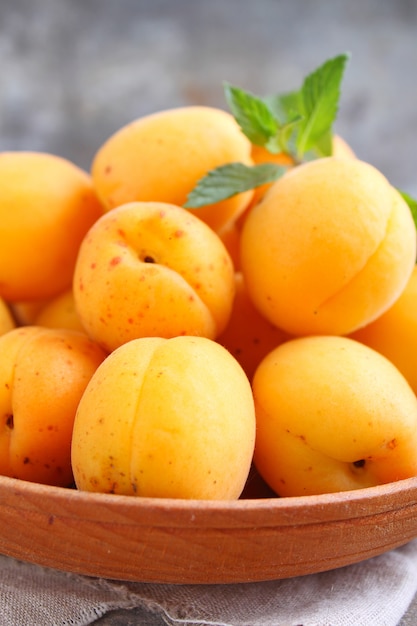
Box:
[253, 335, 417, 497]
[91, 106, 254, 232]
[217, 272, 290, 380]
[350, 265, 417, 394]
[0, 326, 107, 486]
[240, 157, 416, 336]
[0, 152, 104, 302]
[73, 201, 235, 352]
[34, 288, 85, 333]
[71, 335, 256, 500]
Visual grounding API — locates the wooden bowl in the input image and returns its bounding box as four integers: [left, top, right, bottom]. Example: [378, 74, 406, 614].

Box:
[1, 471, 417, 584]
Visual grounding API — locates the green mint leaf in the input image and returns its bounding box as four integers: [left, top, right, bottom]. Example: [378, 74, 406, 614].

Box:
[302, 129, 334, 160]
[184, 162, 287, 209]
[264, 90, 302, 123]
[312, 129, 333, 157]
[268, 113, 304, 157]
[296, 52, 350, 157]
[223, 82, 279, 147]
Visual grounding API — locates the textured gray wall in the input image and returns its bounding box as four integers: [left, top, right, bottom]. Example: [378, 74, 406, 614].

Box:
[1, 0, 417, 194]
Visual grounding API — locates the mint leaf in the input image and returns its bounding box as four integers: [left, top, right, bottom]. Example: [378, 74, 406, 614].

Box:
[310, 129, 333, 158]
[264, 89, 302, 123]
[296, 53, 350, 157]
[184, 162, 287, 209]
[223, 82, 279, 148]
[226, 53, 349, 162]
[186, 53, 350, 209]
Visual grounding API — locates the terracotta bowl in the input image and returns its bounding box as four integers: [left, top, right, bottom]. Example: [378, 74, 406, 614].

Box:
[1, 470, 417, 584]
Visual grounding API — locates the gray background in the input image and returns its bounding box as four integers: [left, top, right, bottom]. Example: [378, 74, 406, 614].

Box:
[1, 1, 417, 624]
[1, 0, 417, 196]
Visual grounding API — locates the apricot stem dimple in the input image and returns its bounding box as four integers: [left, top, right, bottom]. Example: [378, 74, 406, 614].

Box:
[5, 414, 13, 429]
[144, 255, 155, 263]
[353, 459, 365, 468]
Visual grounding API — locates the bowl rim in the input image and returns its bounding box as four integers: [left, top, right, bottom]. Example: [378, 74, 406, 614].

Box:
[3, 473, 417, 528]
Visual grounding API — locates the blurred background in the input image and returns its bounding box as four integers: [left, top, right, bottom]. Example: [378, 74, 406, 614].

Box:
[1, 0, 416, 194]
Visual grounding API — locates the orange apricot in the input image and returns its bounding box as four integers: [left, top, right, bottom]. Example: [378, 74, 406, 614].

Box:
[73, 201, 235, 352]
[350, 265, 417, 394]
[34, 288, 85, 333]
[72, 335, 256, 499]
[0, 326, 107, 486]
[253, 335, 417, 496]
[0, 152, 104, 302]
[91, 106, 254, 233]
[240, 157, 416, 336]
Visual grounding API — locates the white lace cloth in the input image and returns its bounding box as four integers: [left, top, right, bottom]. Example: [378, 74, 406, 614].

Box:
[1, 540, 417, 626]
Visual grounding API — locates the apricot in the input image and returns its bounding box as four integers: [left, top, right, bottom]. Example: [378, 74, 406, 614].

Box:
[34, 288, 85, 333]
[91, 106, 254, 232]
[71, 335, 256, 500]
[350, 265, 417, 394]
[73, 201, 235, 352]
[0, 152, 104, 302]
[253, 335, 417, 497]
[0, 326, 107, 486]
[240, 157, 416, 336]
[0, 299, 15, 335]
[217, 272, 290, 380]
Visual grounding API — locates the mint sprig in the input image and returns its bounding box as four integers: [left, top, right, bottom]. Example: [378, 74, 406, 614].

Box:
[183, 52, 350, 209]
[226, 52, 349, 161]
[184, 162, 287, 209]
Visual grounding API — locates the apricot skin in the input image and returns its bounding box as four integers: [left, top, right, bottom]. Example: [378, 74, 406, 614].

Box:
[350, 265, 417, 395]
[34, 288, 85, 333]
[71, 336, 256, 500]
[253, 336, 417, 497]
[240, 157, 416, 336]
[0, 326, 107, 486]
[91, 106, 254, 232]
[0, 152, 104, 302]
[73, 201, 235, 352]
